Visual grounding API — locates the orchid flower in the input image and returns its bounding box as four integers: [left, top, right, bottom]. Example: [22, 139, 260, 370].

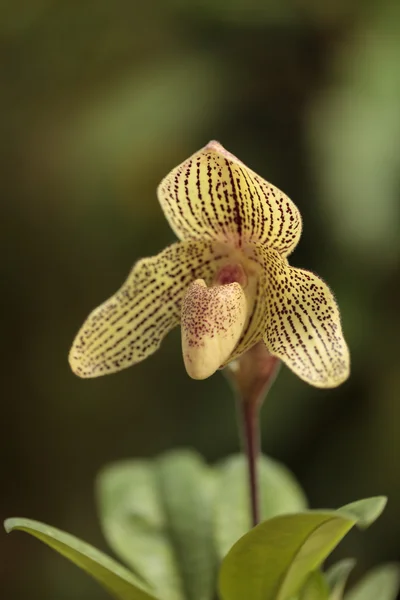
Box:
[69, 141, 349, 388]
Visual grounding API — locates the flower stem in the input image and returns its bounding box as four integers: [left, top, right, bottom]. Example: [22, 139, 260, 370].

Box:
[225, 343, 280, 529]
[238, 396, 261, 527]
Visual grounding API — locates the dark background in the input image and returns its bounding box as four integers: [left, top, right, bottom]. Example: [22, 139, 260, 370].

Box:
[1, 1, 400, 598]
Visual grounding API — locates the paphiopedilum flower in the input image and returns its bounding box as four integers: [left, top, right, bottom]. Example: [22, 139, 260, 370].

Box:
[69, 141, 349, 388]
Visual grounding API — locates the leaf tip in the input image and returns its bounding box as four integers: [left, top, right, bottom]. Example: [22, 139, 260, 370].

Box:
[339, 496, 387, 529]
[4, 518, 17, 534]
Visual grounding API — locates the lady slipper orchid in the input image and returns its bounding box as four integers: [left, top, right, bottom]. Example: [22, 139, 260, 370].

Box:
[69, 141, 349, 388]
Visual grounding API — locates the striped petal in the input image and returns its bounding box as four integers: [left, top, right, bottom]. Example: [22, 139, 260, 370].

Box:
[157, 141, 302, 255]
[69, 240, 230, 378]
[259, 247, 350, 388]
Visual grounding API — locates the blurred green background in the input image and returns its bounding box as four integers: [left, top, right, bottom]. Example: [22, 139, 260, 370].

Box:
[2, 1, 400, 598]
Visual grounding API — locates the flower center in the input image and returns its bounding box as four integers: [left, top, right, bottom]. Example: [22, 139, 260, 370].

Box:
[214, 263, 248, 288]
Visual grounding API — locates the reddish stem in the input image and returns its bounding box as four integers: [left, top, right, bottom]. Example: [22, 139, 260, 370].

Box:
[239, 398, 261, 527]
[226, 343, 280, 529]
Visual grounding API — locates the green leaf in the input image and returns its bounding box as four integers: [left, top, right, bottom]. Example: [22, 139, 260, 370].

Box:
[219, 496, 385, 600]
[337, 497, 387, 529]
[155, 450, 218, 600]
[97, 459, 185, 600]
[326, 559, 356, 600]
[345, 564, 400, 600]
[215, 454, 307, 558]
[219, 511, 355, 600]
[299, 570, 330, 600]
[4, 518, 159, 600]
[97, 449, 218, 600]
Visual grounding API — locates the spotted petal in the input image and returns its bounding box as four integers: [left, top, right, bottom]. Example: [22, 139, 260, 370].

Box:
[258, 247, 350, 388]
[157, 141, 302, 256]
[182, 279, 247, 380]
[69, 240, 230, 378]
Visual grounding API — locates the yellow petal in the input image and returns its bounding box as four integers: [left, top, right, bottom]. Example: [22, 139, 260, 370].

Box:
[181, 279, 247, 380]
[157, 140, 302, 255]
[219, 243, 274, 365]
[259, 247, 350, 388]
[224, 268, 267, 364]
[69, 240, 230, 378]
